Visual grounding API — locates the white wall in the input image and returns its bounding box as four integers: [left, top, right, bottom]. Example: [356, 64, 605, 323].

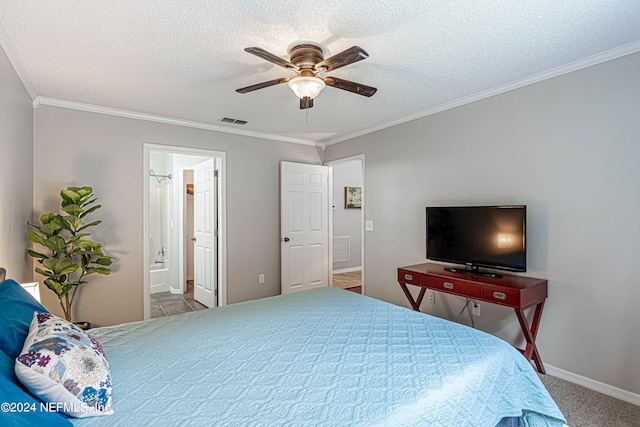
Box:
[33, 105, 321, 326]
[324, 52, 640, 395]
[332, 161, 362, 271]
[0, 44, 33, 282]
[149, 151, 172, 293]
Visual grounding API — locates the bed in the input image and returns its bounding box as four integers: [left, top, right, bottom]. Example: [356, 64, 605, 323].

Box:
[0, 273, 566, 426]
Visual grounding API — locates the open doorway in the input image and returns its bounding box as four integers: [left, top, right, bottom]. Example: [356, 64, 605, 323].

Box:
[143, 144, 227, 320]
[327, 155, 365, 294]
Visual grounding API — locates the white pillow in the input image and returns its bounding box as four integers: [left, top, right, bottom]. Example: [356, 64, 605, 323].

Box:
[15, 312, 113, 418]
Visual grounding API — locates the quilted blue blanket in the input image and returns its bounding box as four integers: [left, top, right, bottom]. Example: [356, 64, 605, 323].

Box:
[72, 287, 565, 426]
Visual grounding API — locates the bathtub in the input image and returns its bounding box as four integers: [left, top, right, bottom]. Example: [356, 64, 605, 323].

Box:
[150, 262, 170, 293]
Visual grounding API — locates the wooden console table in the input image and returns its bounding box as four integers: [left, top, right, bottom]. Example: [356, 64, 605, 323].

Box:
[398, 262, 548, 373]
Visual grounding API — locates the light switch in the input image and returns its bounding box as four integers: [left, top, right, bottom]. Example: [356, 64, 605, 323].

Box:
[365, 220, 374, 231]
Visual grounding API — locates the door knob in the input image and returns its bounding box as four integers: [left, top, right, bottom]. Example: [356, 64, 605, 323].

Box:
[191, 237, 196, 242]
[283, 237, 290, 242]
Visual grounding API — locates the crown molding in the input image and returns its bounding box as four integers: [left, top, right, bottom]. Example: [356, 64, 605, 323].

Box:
[0, 21, 38, 100]
[323, 40, 640, 146]
[35, 97, 320, 147]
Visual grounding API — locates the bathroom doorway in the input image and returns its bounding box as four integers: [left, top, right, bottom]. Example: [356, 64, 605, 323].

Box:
[143, 144, 227, 319]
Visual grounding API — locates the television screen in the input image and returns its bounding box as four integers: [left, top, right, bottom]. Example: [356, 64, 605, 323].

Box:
[426, 205, 526, 273]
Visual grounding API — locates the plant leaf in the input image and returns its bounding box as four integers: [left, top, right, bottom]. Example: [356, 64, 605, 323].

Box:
[26, 249, 48, 259]
[53, 214, 72, 231]
[76, 240, 98, 250]
[77, 220, 101, 232]
[82, 197, 98, 207]
[44, 235, 67, 253]
[47, 221, 56, 236]
[64, 215, 83, 229]
[69, 233, 91, 242]
[35, 267, 53, 277]
[60, 189, 80, 206]
[94, 256, 113, 266]
[61, 204, 83, 217]
[79, 204, 101, 218]
[39, 212, 56, 225]
[42, 257, 59, 271]
[85, 267, 112, 275]
[52, 257, 79, 276]
[44, 278, 66, 296]
[26, 230, 47, 246]
[76, 186, 93, 198]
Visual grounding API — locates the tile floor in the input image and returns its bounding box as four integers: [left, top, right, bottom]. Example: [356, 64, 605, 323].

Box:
[152, 272, 364, 319]
[151, 280, 208, 318]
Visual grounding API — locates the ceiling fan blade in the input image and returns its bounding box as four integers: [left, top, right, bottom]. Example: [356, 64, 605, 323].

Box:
[244, 47, 297, 70]
[324, 76, 377, 97]
[315, 46, 369, 72]
[236, 77, 290, 93]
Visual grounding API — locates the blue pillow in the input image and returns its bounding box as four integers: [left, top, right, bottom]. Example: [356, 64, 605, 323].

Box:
[0, 349, 72, 426]
[0, 279, 49, 359]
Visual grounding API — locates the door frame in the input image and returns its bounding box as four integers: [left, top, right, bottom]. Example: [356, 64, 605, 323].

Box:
[143, 143, 227, 320]
[325, 154, 366, 294]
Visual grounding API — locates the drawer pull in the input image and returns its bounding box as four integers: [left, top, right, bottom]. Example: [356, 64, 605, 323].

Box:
[493, 291, 506, 300]
[443, 282, 454, 289]
[404, 274, 413, 281]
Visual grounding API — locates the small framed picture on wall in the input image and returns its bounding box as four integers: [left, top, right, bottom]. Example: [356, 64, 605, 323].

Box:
[345, 186, 362, 209]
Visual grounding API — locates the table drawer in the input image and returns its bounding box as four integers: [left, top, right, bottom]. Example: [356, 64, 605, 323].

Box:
[421, 275, 482, 298]
[398, 269, 420, 285]
[482, 285, 520, 306]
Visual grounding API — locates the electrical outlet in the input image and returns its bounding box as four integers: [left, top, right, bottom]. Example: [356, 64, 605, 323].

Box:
[472, 302, 481, 316]
[259, 274, 265, 284]
[428, 290, 435, 304]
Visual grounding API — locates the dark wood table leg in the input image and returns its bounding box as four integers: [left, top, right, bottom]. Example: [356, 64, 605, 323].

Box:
[399, 283, 426, 312]
[515, 301, 546, 374]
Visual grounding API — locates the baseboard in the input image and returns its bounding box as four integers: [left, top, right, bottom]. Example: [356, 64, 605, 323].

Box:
[545, 364, 640, 406]
[150, 284, 169, 294]
[332, 267, 362, 274]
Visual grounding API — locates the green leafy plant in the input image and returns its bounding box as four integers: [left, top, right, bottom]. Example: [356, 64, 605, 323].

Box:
[26, 186, 114, 322]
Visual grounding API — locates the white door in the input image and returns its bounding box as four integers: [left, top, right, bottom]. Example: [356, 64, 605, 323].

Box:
[281, 161, 330, 294]
[193, 158, 217, 307]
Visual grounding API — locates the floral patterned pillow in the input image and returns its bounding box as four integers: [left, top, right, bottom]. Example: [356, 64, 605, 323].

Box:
[15, 312, 113, 418]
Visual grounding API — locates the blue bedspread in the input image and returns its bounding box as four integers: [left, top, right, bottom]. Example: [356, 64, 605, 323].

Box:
[71, 287, 565, 426]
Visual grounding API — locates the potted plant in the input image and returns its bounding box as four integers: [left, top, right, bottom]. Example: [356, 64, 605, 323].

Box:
[26, 186, 114, 324]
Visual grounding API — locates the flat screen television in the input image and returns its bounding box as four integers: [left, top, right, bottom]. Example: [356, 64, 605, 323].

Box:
[426, 205, 526, 277]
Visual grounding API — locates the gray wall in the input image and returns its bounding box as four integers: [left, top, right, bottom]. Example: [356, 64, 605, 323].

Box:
[33, 106, 321, 326]
[0, 45, 33, 282]
[332, 161, 362, 271]
[325, 52, 640, 395]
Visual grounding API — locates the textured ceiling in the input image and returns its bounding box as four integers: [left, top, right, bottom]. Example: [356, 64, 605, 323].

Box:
[1, 1, 640, 145]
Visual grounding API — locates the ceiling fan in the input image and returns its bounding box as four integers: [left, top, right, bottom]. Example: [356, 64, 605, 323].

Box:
[236, 43, 377, 109]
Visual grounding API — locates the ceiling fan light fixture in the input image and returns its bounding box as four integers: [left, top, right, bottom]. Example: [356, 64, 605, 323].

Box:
[288, 76, 325, 100]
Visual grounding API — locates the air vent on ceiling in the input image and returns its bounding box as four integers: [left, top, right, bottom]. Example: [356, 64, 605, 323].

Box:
[219, 117, 248, 125]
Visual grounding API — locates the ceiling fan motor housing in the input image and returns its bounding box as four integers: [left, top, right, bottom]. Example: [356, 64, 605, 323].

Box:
[289, 44, 324, 72]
